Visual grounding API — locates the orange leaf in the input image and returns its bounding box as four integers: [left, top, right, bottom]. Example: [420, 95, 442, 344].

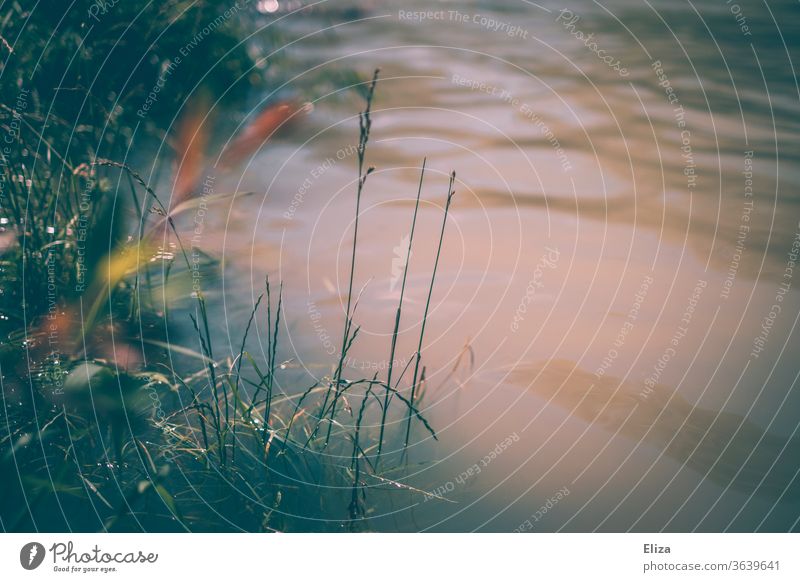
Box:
[220, 101, 306, 168]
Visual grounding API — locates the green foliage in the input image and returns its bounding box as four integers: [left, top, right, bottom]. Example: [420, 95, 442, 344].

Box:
[0, 0, 265, 156]
[0, 3, 454, 532]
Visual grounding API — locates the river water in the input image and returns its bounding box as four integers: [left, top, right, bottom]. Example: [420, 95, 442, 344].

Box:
[169, 0, 800, 531]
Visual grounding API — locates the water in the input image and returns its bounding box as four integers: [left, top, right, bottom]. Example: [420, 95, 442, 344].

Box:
[179, 0, 800, 531]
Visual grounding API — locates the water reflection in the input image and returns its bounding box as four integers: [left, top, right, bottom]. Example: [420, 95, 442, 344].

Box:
[509, 359, 800, 500]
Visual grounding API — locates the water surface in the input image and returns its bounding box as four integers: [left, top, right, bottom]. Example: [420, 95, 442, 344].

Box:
[176, 0, 800, 531]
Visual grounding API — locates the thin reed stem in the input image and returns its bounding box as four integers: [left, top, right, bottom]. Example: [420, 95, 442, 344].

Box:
[265, 279, 282, 436]
[376, 158, 427, 464]
[349, 378, 375, 526]
[232, 291, 264, 462]
[403, 172, 456, 450]
[323, 69, 380, 446]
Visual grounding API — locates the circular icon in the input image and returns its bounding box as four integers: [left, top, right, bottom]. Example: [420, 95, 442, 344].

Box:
[20, 542, 46, 570]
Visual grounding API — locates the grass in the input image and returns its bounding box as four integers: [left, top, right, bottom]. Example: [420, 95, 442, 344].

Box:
[320, 68, 380, 450]
[0, 44, 458, 531]
[404, 171, 457, 451]
[379, 157, 427, 464]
